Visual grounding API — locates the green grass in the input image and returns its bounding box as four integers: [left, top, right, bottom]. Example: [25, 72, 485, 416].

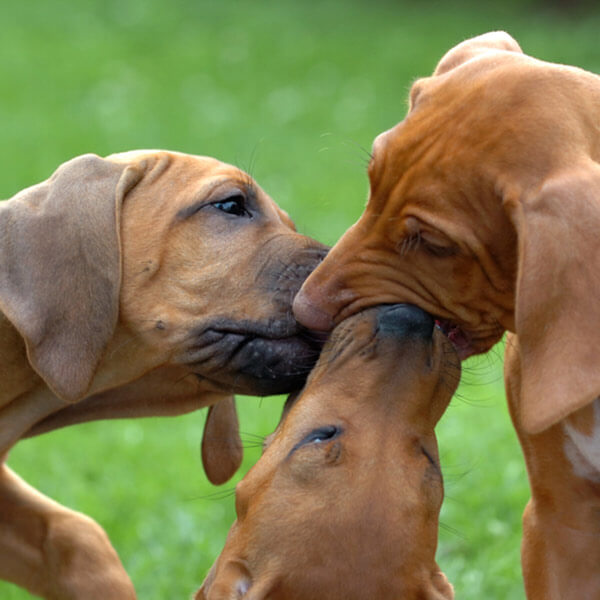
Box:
[2, 1, 599, 598]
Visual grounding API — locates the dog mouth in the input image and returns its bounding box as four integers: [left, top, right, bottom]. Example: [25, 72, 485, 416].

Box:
[434, 319, 475, 360]
[435, 318, 504, 360]
[181, 319, 326, 395]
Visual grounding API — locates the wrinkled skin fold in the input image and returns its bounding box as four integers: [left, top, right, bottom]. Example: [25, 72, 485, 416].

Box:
[294, 31, 600, 600]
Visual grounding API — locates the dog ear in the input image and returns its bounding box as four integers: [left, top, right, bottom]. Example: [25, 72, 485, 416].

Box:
[433, 31, 522, 76]
[202, 397, 243, 485]
[504, 163, 600, 433]
[0, 154, 143, 402]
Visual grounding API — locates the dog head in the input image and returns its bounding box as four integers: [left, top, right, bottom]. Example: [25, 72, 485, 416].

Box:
[111, 150, 328, 397]
[196, 304, 458, 600]
[294, 32, 600, 433]
[0, 150, 326, 402]
[0, 151, 327, 480]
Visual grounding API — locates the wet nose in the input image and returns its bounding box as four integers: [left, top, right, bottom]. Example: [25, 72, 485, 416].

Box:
[376, 304, 434, 340]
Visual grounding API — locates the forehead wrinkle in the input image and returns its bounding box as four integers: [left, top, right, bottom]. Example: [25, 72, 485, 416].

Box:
[368, 126, 449, 218]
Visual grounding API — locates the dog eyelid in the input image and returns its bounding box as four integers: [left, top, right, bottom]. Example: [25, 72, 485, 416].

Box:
[423, 243, 459, 258]
[177, 184, 254, 220]
[287, 425, 343, 458]
[211, 194, 252, 218]
[400, 218, 458, 258]
[302, 425, 340, 444]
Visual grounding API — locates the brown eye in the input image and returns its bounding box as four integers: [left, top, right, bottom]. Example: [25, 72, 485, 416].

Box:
[212, 195, 251, 217]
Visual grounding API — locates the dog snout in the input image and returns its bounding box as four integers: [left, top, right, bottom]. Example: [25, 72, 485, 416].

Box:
[293, 287, 336, 331]
[375, 304, 434, 340]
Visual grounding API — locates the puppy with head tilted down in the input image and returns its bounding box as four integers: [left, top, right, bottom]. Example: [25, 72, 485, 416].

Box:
[197, 304, 458, 600]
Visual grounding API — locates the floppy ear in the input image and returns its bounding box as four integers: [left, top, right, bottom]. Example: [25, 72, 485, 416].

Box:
[0, 154, 143, 402]
[504, 162, 600, 433]
[433, 31, 522, 76]
[202, 397, 243, 485]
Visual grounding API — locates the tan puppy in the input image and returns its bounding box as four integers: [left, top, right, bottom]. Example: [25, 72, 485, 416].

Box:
[196, 304, 458, 600]
[293, 32, 600, 599]
[0, 150, 326, 599]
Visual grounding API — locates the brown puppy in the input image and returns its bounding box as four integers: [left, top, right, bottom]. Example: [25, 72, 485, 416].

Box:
[0, 150, 326, 599]
[196, 304, 458, 600]
[293, 32, 600, 599]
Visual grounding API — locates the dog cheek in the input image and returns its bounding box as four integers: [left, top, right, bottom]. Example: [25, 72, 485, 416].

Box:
[287, 442, 343, 484]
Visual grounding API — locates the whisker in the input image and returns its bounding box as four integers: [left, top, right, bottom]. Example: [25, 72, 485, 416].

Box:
[239, 430, 267, 441]
[240, 442, 266, 450]
[186, 487, 236, 502]
[439, 521, 467, 540]
[340, 137, 374, 167]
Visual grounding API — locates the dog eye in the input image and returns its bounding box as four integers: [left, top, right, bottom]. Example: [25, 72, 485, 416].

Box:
[287, 425, 343, 459]
[301, 425, 341, 445]
[419, 229, 458, 257]
[423, 242, 458, 258]
[212, 195, 251, 217]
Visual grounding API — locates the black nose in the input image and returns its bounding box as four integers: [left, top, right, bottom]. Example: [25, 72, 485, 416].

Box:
[376, 304, 434, 340]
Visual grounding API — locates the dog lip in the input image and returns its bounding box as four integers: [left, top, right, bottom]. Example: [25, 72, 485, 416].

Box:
[202, 317, 303, 340]
[226, 334, 320, 394]
[434, 318, 474, 360]
[182, 318, 325, 395]
[435, 318, 502, 360]
[198, 319, 328, 352]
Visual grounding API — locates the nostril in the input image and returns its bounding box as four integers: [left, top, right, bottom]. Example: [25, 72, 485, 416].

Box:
[292, 290, 335, 331]
[376, 304, 434, 339]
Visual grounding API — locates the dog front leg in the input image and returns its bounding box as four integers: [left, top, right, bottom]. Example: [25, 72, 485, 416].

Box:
[0, 464, 136, 599]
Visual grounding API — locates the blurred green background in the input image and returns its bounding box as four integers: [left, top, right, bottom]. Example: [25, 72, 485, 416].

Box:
[2, 1, 599, 598]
